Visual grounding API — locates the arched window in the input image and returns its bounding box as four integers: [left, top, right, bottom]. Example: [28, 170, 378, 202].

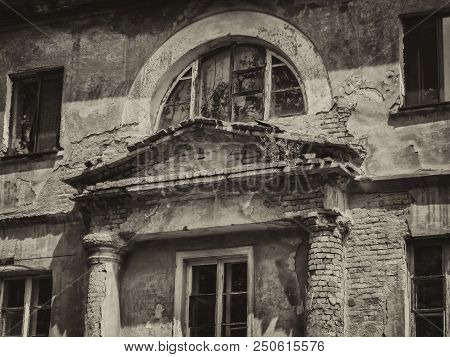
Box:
[157, 44, 306, 128]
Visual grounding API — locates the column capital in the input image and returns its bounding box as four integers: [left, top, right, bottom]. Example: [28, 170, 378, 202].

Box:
[303, 209, 353, 236]
[82, 231, 126, 264]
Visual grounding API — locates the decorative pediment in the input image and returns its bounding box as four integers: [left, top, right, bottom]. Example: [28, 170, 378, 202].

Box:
[65, 118, 361, 199]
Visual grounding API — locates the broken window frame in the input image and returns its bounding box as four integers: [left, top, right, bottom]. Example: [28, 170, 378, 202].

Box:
[402, 12, 450, 108]
[407, 240, 450, 337]
[7, 68, 64, 157]
[174, 246, 254, 337]
[0, 274, 53, 337]
[157, 44, 306, 128]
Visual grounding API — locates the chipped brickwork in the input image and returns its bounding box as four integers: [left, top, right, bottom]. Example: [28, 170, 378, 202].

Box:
[85, 263, 107, 337]
[304, 214, 347, 336]
[346, 192, 412, 336]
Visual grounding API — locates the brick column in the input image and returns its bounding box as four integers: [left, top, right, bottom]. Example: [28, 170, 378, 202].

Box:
[82, 232, 126, 337]
[304, 212, 351, 336]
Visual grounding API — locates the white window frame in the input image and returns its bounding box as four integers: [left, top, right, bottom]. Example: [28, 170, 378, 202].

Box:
[174, 246, 254, 337]
[156, 45, 306, 129]
[0, 274, 52, 337]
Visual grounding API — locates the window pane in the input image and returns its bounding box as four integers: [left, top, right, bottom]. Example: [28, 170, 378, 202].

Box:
[403, 16, 440, 106]
[414, 245, 442, 276]
[160, 103, 190, 128]
[414, 278, 444, 309]
[222, 324, 247, 337]
[166, 79, 191, 105]
[272, 65, 300, 90]
[192, 265, 216, 294]
[32, 277, 53, 306]
[415, 314, 444, 337]
[3, 279, 25, 308]
[36, 72, 63, 152]
[232, 93, 263, 122]
[189, 327, 215, 337]
[200, 48, 231, 120]
[1, 310, 24, 336]
[189, 295, 216, 328]
[233, 69, 264, 94]
[30, 308, 51, 337]
[271, 89, 305, 116]
[224, 262, 247, 293]
[233, 45, 265, 70]
[10, 79, 39, 155]
[222, 293, 247, 324]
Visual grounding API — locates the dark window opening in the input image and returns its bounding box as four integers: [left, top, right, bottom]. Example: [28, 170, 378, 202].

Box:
[403, 14, 450, 107]
[188, 260, 248, 337]
[411, 244, 445, 337]
[8, 69, 63, 156]
[159, 44, 305, 129]
[1, 276, 52, 337]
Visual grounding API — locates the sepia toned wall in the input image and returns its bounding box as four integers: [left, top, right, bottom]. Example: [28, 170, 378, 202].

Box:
[0, 0, 449, 336]
[120, 230, 308, 337]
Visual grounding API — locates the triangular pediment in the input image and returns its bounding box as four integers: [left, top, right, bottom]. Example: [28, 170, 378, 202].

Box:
[65, 118, 361, 193]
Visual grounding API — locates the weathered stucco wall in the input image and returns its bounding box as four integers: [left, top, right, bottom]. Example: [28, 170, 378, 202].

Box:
[0, 0, 449, 217]
[120, 229, 308, 337]
[0, 220, 87, 336]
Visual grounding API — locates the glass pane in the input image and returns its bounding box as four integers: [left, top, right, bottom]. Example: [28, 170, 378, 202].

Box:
[36, 73, 63, 152]
[166, 79, 191, 105]
[200, 48, 231, 120]
[233, 69, 263, 94]
[31, 308, 51, 337]
[192, 265, 217, 294]
[222, 293, 247, 324]
[190, 327, 215, 337]
[4, 279, 25, 308]
[414, 245, 442, 276]
[10, 79, 39, 155]
[189, 295, 216, 328]
[160, 103, 190, 128]
[222, 324, 247, 337]
[415, 278, 444, 309]
[1, 310, 24, 336]
[232, 93, 263, 122]
[271, 89, 305, 116]
[224, 262, 247, 293]
[415, 314, 444, 337]
[272, 64, 300, 90]
[234, 45, 265, 70]
[403, 16, 440, 106]
[33, 277, 53, 306]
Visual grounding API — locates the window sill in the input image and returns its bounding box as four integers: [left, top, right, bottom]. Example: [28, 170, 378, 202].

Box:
[0, 150, 62, 163]
[389, 101, 450, 127]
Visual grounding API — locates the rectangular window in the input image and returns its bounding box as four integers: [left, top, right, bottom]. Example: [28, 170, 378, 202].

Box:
[174, 247, 253, 337]
[409, 242, 448, 336]
[8, 68, 63, 156]
[403, 14, 450, 107]
[0, 276, 52, 337]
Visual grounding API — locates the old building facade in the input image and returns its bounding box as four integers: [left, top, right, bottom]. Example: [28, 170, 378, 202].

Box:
[0, 0, 449, 337]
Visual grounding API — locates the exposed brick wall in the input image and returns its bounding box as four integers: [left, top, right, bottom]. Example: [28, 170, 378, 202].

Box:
[85, 263, 107, 337]
[345, 192, 412, 336]
[319, 106, 353, 140]
[304, 215, 345, 337]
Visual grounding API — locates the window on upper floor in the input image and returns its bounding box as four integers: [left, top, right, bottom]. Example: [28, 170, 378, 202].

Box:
[8, 68, 63, 156]
[403, 14, 450, 108]
[0, 275, 52, 337]
[158, 44, 305, 128]
[408, 241, 449, 337]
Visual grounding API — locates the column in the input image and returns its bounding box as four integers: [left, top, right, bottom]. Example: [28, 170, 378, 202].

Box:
[82, 231, 126, 337]
[304, 211, 351, 337]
